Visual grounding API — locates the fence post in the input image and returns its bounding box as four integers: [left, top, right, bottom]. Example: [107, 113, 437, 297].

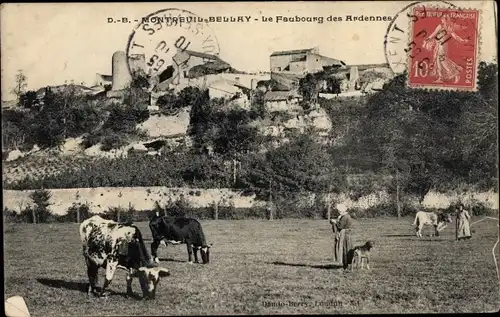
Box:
[396, 169, 401, 219]
[233, 159, 237, 185]
[32, 208, 37, 224]
[327, 192, 332, 220]
[75, 191, 81, 223]
[268, 179, 273, 220]
[214, 202, 219, 220]
[117, 191, 123, 222]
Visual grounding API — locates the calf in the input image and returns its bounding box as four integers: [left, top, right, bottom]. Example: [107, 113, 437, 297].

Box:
[80, 215, 170, 299]
[413, 211, 453, 238]
[149, 216, 212, 264]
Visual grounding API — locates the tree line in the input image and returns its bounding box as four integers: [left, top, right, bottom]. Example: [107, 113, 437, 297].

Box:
[3, 62, 498, 215]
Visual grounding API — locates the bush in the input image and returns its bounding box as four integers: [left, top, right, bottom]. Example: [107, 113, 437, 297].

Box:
[100, 134, 127, 151]
[82, 132, 104, 149]
[64, 203, 91, 223]
[347, 202, 419, 219]
[19, 206, 37, 223]
[4, 207, 20, 223]
[186, 207, 214, 220]
[165, 196, 192, 217]
[128, 207, 151, 222]
[447, 201, 497, 217]
[100, 206, 133, 223]
[102, 103, 149, 134]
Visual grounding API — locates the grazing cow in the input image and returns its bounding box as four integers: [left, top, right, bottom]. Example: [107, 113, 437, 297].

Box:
[79, 215, 170, 299]
[149, 216, 212, 264]
[413, 211, 453, 238]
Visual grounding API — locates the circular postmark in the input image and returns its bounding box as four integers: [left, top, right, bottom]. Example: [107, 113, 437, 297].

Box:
[384, 1, 456, 75]
[126, 8, 220, 85]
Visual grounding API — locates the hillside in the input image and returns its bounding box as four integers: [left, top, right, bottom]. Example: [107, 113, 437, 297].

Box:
[2, 62, 498, 218]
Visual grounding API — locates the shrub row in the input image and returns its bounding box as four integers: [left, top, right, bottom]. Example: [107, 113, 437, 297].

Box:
[4, 200, 497, 224]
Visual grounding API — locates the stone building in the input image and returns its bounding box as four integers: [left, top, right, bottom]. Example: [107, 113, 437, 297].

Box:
[270, 47, 345, 74]
[157, 49, 231, 88]
[269, 47, 346, 90]
[94, 73, 112, 87]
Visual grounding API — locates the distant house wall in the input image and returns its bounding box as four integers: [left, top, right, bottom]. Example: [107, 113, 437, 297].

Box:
[172, 55, 212, 85]
[271, 51, 342, 75]
[208, 84, 241, 99]
[172, 73, 270, 92]
[265, 97, 301, 112]
[95, 74, 112, 87]
[270, 50, 344, 91]
[270, 72, 301, 91]
[307, 53, 337, 73]
[270, 54, 306, 72]
[289, 61, 308, 73]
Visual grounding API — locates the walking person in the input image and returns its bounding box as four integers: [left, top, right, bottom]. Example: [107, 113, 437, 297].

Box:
[330, 204, 354, 271]
[456, 203, 472, 241]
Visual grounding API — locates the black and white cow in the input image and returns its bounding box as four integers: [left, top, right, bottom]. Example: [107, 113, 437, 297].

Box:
[79, 215, 170, 299]
[413, 211, 453, 238]
[149, 216, 212, 264]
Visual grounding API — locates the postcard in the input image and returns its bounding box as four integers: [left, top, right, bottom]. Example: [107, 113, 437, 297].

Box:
[2, 1, 498, 315]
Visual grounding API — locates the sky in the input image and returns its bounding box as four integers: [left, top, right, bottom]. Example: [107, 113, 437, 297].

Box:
[1, 1, 497, 100]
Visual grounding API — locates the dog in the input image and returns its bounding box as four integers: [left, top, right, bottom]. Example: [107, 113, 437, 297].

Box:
[351, 241, 374, 270]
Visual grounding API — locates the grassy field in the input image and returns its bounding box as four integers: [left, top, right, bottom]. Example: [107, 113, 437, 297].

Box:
[4, 217, 499, 315]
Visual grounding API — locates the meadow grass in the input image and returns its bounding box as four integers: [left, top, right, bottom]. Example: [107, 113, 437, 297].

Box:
[4, 217, 499, 315]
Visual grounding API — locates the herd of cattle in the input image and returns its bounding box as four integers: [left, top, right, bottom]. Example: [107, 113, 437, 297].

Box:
[79, 215, 211, 299]
[79, 209, 454, 299]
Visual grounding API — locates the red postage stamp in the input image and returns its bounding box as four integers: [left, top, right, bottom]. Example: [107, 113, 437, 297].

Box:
[408, 7, 480, 91]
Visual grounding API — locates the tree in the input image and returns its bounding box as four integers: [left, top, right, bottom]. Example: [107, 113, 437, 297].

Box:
[347, 62, 499, 199]
[157, 91, 182, 115]
[29, 189, 53, 223]
[19, 90, 37, 108]
[178, 86, 208, 108]
[477, 61, 498, 104]
[250, 90, 266, 119]
[11, 69, 28, 102]
[299, 73, 320, 105]
[130, 73, 150, 89]
[457, 62, 498, 188]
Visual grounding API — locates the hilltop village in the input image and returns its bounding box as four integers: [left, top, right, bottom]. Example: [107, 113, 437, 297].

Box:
[98, 46, 391, 112]
[3, 45, 392, 160]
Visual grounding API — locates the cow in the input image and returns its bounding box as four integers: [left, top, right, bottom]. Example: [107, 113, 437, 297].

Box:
[149, 216, 212, 264]
[413, 211, 453, 238]
[79, 215, 170, 299]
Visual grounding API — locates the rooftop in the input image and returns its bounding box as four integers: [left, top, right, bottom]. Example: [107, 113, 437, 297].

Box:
[173, 50, 226, 68]
[183, 49, 221, 61]
[271, 48, 315, 57]
[96, 73, 112, 81]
